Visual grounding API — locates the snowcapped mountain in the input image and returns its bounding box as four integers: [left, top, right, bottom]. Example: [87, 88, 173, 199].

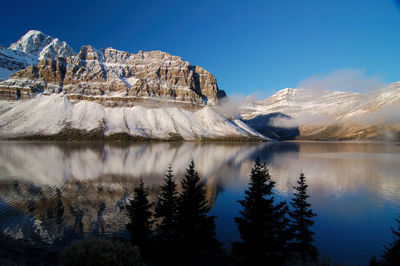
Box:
[0, 31, 266, 141]
[242, 83, 400, 121]
[0, 30, 75, 81]
[9, 30, 74, 60]
[0, 44, 226, 108]
[242, 82, 400, 140]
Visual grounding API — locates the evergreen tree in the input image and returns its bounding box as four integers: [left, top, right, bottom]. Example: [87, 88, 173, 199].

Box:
[176, 159, 222, 264]
[154, 165, 179, 265]
[126, 179, 153, 248]
[382, 213, 400, 265]
[290, 172, 318, 263]
[232, 158, 291, 266]
[369, 256, 383, 266]
[155, 165, 179, 240]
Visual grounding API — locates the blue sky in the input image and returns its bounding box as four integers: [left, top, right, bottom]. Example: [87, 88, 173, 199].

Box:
[1, 0, 399, 98]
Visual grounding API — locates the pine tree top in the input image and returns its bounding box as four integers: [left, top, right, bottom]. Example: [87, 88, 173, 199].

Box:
[233, 158, 292, 265]
[179, 159, 210, 215]
[155, 165, 179, 238]
[289, 172, 318, 262]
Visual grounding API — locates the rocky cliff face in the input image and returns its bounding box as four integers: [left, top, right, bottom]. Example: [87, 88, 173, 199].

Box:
[0, 38, 226, 109]
[0, 30, 75, 81]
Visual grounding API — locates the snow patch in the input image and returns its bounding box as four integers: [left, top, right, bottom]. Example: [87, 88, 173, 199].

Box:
[121, 77, 138, 88]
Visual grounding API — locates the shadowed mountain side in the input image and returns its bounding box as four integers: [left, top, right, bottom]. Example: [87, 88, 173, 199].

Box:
[244, 113, 300, 140]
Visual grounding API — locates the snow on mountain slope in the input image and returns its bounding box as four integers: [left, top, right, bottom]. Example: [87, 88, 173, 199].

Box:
[240, 82, 400, 140]
[0, 30, 75, 81]
[0, 94, 266, 140]
[241, 88, 361, 121]
[242, 82, 400, 123]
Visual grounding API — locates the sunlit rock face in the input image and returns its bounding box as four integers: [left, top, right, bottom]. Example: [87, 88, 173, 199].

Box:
[0, 31, 226, 109]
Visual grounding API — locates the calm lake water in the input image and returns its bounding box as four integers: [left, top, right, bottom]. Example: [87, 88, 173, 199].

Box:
[0, 141, 400, 265]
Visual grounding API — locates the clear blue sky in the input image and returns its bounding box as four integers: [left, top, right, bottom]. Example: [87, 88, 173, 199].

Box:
[1, 0, 399, 97]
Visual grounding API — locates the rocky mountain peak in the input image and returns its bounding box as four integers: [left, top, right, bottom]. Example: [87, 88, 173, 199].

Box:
[9, 30, 52, 54]
[0, 30, 75, 81]
[9, 30, 74, 60]
[277, 87, 294, 95]
[77, 45, 104, 61]
[260, 87, 297, 105]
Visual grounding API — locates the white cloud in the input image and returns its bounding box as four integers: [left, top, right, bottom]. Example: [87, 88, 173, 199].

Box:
[297, 68, 386, 92]
[269, 112, 334, 128]
[215, 93, 262, 118]
[349, 103, 400, 124]
[214, 94, 246, 119]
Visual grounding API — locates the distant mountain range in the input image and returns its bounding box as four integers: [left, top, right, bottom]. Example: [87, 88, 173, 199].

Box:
[0, 30, 398, 141]
[242, 84, 400, 141]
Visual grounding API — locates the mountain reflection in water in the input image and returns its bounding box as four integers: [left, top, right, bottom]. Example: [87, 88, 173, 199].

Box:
[0, 141, 399, 264]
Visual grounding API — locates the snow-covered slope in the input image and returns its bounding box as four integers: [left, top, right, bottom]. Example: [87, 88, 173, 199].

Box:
[241, 82, 400, 140]
[0, 30, 75, 81]
[0, 31, 251, 141]
[242, 82, 400, 121]
[0, 94, 266, 140]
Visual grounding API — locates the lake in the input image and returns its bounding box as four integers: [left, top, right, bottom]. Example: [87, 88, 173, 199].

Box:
[0, 141, 399, 265]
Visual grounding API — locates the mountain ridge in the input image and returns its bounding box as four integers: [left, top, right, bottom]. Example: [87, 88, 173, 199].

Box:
[0, 33, 227, 109]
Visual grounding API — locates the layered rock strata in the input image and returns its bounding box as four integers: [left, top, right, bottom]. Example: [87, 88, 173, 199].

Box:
[0, 45, 226, 109]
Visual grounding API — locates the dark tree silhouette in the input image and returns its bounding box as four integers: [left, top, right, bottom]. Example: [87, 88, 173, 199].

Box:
[62, 238, 144, 266]
[369, 256, 383, 266]
[381, 213, 400, 265]
[290, 172, 318, 263]
[126, 179, 153, 249]
[154, 165, 179, 265]
[175, 159, 222, 264]
[232, 158, 291, 265]
[155, 165, 179, 240]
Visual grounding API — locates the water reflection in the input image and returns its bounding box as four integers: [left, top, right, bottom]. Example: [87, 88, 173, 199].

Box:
[0, 142, 267, 246]
[0, 142, 264, 186]
[0, 141, 400, 264]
